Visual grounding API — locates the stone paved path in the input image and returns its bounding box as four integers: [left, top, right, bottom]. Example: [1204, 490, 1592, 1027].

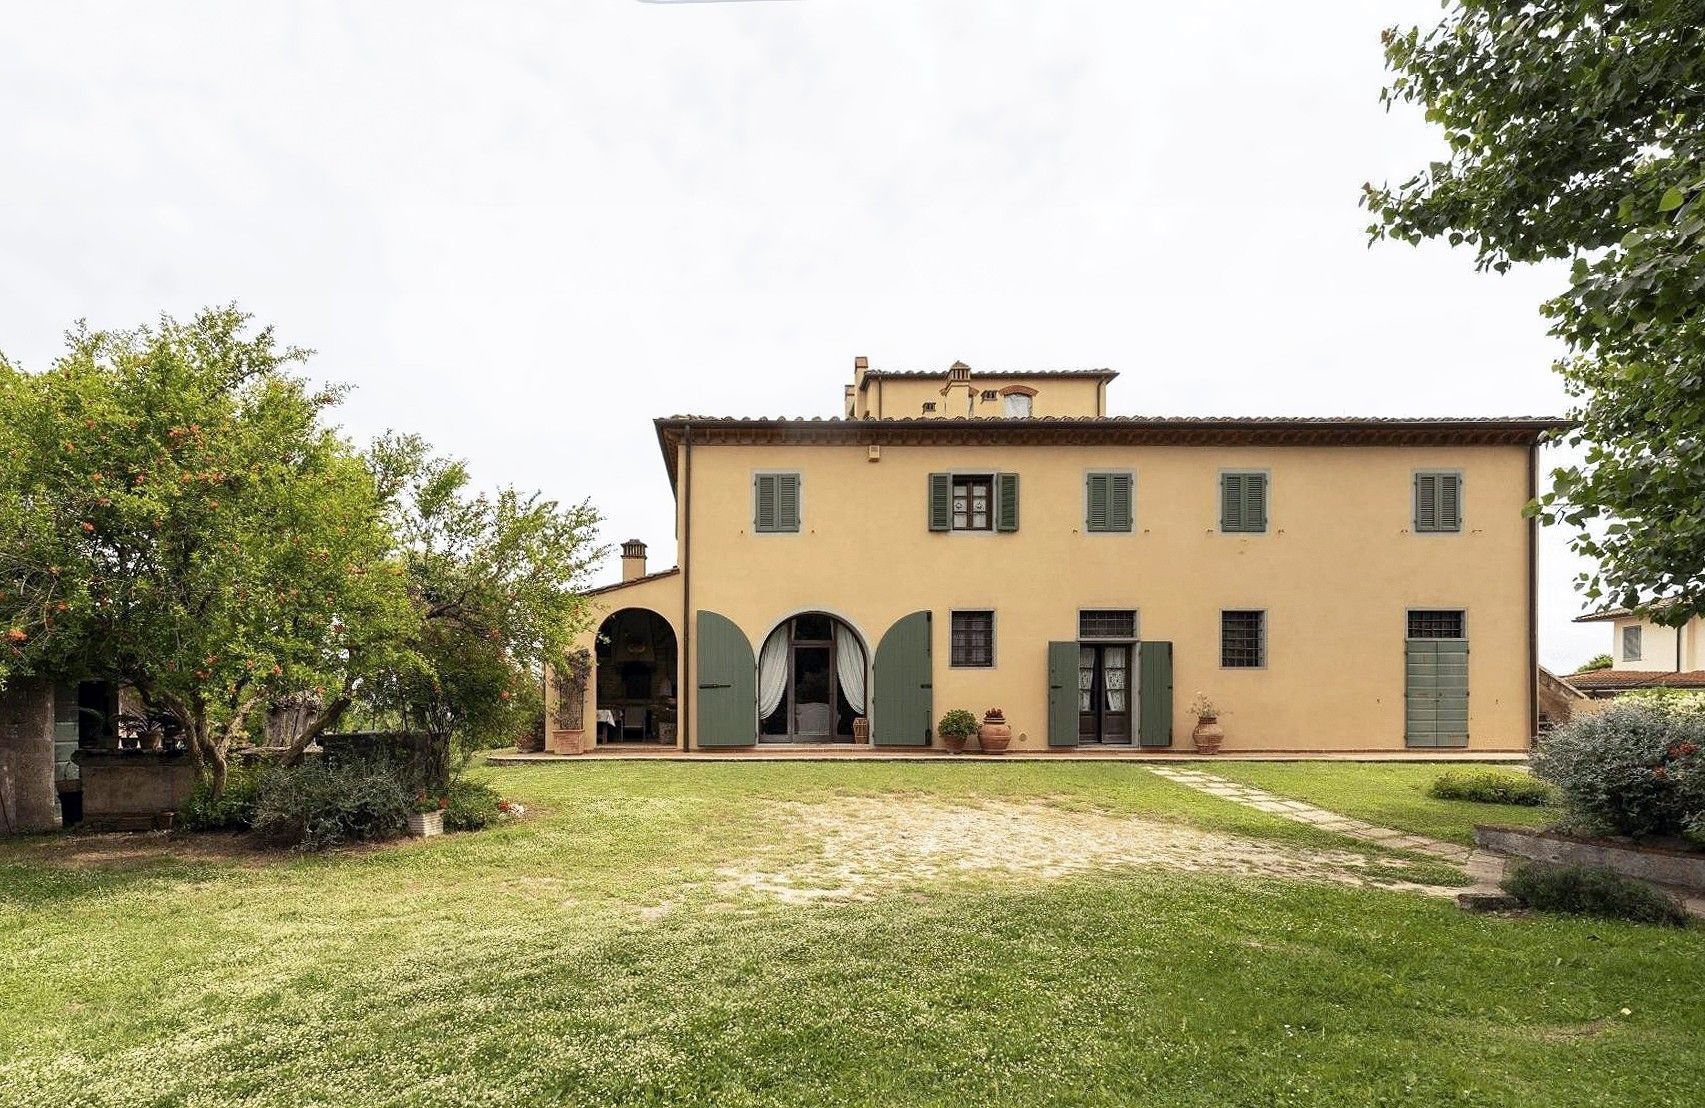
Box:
[1148, 766, 1508, 895]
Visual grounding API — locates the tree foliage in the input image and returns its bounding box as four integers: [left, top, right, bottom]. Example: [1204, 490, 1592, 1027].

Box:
[1366, 1, 1705, 622]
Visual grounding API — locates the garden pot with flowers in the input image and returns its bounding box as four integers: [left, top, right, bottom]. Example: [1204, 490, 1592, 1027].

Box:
[1189, 693, 1224, 755]
[978, 708, 1013, 754]
[409, 794, 447, 837]
[937, 709, 978, 754]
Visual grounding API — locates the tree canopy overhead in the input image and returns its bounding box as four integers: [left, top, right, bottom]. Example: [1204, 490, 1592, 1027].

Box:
[1365, 1, 1705, 623]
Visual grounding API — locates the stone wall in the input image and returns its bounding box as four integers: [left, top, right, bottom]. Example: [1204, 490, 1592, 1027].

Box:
[75, 749, 198, 831]
[0, 679, 60, 834]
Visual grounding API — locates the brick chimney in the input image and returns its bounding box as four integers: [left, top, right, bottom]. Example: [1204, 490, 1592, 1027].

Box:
[620, 539, 648, 582]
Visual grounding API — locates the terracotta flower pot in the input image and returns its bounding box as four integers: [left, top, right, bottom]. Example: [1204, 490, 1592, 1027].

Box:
[979, 710, 1013, 754]
[942, 733, 969, 753]
[852, 717, 870, 744]
[1192, 715, 1224, 755]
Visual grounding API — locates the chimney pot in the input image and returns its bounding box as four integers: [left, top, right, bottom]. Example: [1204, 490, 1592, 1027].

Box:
[854, 356, 868, 370]
[620, 539, 648, 581]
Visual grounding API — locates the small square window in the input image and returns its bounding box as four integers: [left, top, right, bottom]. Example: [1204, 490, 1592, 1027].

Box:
[921, 401, 937, 413]
[1079, 610, 1137, 639]
[1622, 625, 1642, 662]
[951, 611, 995, 667]
[952, 475, 993, 531]
[981, 389, 998, 401]
[1221, 611, 1265, 668]
[1407, 610, 1466, 639]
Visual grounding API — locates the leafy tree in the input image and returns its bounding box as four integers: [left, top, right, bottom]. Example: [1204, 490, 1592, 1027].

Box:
[1578, 653, 1614, 673]
[278, 435, 603, 782]
[1365, 2, 1705, 623]
[0, 308, 408, 793]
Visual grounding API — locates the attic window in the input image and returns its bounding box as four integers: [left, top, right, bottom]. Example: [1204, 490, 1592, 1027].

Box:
[981, 390, 998, 401]
[1002, 393, 1033, 417]
[921, 402, 937, 413]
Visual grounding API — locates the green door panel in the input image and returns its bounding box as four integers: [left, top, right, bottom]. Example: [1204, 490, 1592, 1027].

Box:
[1047, 641, 1079, 747]
[873, 611, 932, 746]
[1406, 638, 1469, 748]
[1137, 641, 1173, 748]
[696, 611, 757, 747]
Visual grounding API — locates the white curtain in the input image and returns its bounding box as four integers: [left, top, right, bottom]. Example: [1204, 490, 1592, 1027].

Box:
[835, 623, 867, 715]
[758, 627, 789, 718]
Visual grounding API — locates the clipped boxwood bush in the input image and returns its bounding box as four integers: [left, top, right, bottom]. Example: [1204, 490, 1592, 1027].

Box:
[1427, 769, 1552, 807]
[178, 760, 273, 832]
[252, 759, 411, 852]
[1502, 862, 1690, 927]
[1531, 701, 1705, 840]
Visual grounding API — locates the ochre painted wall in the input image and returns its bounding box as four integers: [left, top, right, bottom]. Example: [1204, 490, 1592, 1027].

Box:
[656, 440, 1534, 753]
[855, 374, 1105, 419]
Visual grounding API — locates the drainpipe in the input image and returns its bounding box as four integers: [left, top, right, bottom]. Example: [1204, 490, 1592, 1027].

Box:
[680, 422, 693, 752]
[1526, 442, 1538, 747]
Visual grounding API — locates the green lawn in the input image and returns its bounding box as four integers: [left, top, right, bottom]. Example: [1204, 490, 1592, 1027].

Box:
[1185, 761, 1562, 846]
[2, 762, 1700, 1107]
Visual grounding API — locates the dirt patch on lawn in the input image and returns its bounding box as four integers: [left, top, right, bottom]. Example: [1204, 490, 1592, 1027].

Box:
[718, 796, 1461, 904]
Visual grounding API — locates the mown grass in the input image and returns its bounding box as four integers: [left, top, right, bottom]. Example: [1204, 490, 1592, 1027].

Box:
[1186, 761, 1562, 846]
[1, 762, 1699, 1107]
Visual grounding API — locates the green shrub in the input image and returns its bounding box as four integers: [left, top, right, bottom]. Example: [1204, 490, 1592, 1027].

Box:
[252, 759, 411, 852]
[938, 709, 979, 743]
[1531, 701, 1705, 839]
[443, 777, 504, 831]
[1502, 863, 1690, 927]
[1427, 769, 1553, 807]
[178, 760, 272, 832]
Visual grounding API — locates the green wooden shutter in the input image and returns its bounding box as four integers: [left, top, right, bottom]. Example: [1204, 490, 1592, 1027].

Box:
[1109, 473, 1133, 531]
[927, 473, 952, 532]
[1437, 473, 1460, 531]
[1137, 641, 1173, 747]
[1086, 473, 1110, 531]
[776, 473, 800, 531]
[1220, 473, 1244, 531]
[1244, 473, 1267, 531]
[996, 472, 1020, 532]
[754, 474, 777, 531]
[696, 611, 757, 747]
[1047, 641, 1078, 747]
[1414, 473, 1437, 531]
[873, 611, 932, 745]
[1405, 636, 1469, 747]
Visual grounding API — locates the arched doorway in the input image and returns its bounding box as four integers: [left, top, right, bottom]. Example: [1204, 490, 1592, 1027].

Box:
[595, 608, 678, 744]
[758, 613, 868, 743]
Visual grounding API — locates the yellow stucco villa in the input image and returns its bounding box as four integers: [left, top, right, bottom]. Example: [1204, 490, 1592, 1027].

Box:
[545, 359, 1565, 755]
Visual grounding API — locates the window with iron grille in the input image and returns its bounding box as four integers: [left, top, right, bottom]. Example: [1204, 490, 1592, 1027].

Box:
[1407, 610, 1466, 639]
[1221, 610, 1265, 667]
[951, 475, 994, 530]
[1079, 609, 1137, 639]
[951, 610, 995, 667]
[1622, 625, 1642, 661]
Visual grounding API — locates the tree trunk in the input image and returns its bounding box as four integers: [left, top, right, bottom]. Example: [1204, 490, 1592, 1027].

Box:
[279, 695, 353, 767]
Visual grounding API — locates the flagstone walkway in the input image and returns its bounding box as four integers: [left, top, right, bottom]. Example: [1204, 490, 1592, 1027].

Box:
[1148, 766, 1509, 893]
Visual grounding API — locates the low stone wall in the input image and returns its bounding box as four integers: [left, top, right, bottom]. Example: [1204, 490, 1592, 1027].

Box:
[75, 749, 198, 831]
[1475, 825, 1705, 891]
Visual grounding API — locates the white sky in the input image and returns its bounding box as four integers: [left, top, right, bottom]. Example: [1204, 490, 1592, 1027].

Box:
[0, 0, 1606, 670]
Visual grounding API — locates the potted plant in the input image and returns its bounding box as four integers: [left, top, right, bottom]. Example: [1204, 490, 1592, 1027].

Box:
[1189, 693, 1224, 755]
[409, 793, 447, 837]
[978, 707, 1013, 754]
[937, 709, 978, 753]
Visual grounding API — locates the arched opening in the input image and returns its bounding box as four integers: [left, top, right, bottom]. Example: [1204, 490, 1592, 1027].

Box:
[758, 612, 868, 743]
[594, 608, 678, 744]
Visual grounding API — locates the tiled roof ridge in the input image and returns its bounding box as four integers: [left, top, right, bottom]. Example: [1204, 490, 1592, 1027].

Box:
[658, 414, 1568, 424]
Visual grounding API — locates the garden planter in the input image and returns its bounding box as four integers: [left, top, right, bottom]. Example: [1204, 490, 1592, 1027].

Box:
[852, 717, 870, 744]
[979, 710, 1012, 754]
[547, 729, 584, 756]
[1191, 715, 1224, 755]
[942, 733, 968, 753]
[407, 810, 445, 837]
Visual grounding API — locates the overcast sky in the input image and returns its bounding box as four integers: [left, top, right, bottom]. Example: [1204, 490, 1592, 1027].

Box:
[0, 0, 1606, 669]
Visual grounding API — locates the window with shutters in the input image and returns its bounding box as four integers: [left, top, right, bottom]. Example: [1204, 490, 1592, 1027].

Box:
[752, 472, 801, 533]
[952, 475, 994, 530]
[1413, 471, 1463, 532]
[950, 610, 995, 667]
[1407, 609, 1466, 639]
[1085, 471, 1134, 532]
[1079, 609, 1137, 640]
[1219, 471, 1268, 533]
[1622, 625, 1642, 662]
[1220, 610, 1265, 667]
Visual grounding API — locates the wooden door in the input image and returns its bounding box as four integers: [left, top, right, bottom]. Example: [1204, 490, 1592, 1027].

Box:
[873, 611, 932, 746]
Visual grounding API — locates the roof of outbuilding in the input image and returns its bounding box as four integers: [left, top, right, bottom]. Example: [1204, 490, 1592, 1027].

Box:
[858, 367, 1119, 384]
[1564, 668, 1705, 690]
[583, 567, 681, 597]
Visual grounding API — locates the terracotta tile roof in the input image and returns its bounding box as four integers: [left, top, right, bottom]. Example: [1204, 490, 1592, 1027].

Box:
[584, 567, 680, 597]
[1573, 601, 1688, 623]
[1564, 668, 1705, 690]
[858, 367, 1119, 383]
